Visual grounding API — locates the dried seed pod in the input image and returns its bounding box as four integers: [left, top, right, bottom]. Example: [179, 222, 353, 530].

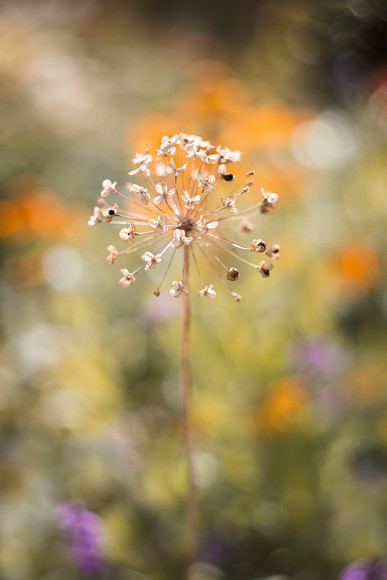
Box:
[250, 239, 267, 253]
[227, 267, 240, 281]
[258, 261, 273, 278]
[266, 244, 280, 260]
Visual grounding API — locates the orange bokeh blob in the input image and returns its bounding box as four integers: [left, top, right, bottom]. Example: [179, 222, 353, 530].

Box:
[127, 68, 311, 200]
[333, 244, 380, 293]
[128, 114, 181, 155]
[218, 101, 311, 151]
[0, 180, 85, 241]
[251, 376, 307, 436]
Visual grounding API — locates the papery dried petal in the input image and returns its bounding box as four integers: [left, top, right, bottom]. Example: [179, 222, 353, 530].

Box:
[88, 206, 102, 226]
[141, 251, 162, 270]
[106, 245, 118, 264]
[199, 284, 216, 299]
[170, 281, 189, 297]
[119, 225, 136, 241]
[119, 269, 136, 287]
[101, 179, 117, 197]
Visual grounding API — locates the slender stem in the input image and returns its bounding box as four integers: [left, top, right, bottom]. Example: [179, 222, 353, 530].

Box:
[181, 245, 198, 568]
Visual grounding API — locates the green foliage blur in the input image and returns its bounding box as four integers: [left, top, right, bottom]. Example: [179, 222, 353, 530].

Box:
[0, 1, 386, 579]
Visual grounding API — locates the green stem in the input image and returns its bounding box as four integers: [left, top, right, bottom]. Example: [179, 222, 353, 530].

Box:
[181, 245, 198, 570]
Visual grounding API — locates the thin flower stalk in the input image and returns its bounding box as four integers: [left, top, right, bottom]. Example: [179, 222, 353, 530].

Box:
[181, 245, 198, 563]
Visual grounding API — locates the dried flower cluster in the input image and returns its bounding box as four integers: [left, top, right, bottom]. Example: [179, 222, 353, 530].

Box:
[89, 134, 280, 300]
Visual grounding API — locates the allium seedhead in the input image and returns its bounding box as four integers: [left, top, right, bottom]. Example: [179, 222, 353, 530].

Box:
[89, 133, 280, 300]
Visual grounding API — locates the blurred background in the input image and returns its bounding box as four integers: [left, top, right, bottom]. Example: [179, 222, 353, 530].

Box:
[0, 0, 386, 579]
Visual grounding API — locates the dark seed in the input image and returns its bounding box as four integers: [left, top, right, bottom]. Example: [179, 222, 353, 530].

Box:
[227, 267, 239, 281]
[223, 173, 235, 182]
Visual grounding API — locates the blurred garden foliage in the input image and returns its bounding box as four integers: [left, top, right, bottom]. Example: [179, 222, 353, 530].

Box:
[0, 0, 386, 579]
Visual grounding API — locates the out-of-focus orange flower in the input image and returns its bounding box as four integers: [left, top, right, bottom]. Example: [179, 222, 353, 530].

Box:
[130, 93, 309, 154]
[251, 376, 307, 436]
[178, 60, 250, 119]
[0, 181, 85, 240]
[219, 101, 311, 151]
[256, 163, 306, 199]
[176, 77, 250, 120]
[128, 66, 310, 199]
[332, 244, 379, 293]
[129, 114, 181, 154]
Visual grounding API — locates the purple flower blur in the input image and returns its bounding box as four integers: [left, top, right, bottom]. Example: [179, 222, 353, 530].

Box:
[199, 532, 226, 563]
[339, 560, 387, 580]
[292, 337, 346, 377]
[56, 501, 105, 576]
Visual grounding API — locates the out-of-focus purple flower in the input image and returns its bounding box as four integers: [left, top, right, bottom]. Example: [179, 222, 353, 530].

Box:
[339, 560, 387, 580]
[332, 55, 368, 93]
[291, 337, 348, 416]
[292, 337, 346, 377]
[141, 293, 178, 327]
[56, 501, 105, 576]
[199, 532, 226, 563]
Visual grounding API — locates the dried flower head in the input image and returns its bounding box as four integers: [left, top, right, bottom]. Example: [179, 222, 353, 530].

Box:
[89, 133, 280, 300]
